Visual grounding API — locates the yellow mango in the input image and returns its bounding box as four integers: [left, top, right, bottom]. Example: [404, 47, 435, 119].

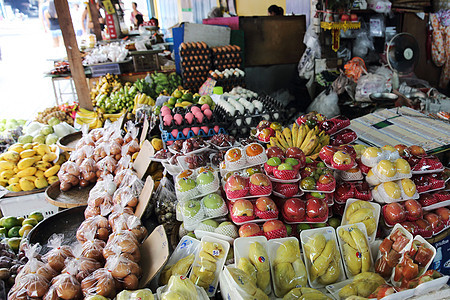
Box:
[47, 176, 59, 184]
[4, 151, 20, 163]
[9, 144, 24, 153]
[55, 154, 67, 165]
[35, 161, 52, 171]
[0, 161, 15, 170]
[0, 170, 15, 181]
[23, 143, 33, 150]
[9, 183, 21, 192]
[42, 153, 57, 162]
[35, 170, 45, 178]
[44, 165, 60, 178]
[20, 149, 36, 159]
[31, 142, 38, 147]
[23, 175, 37, 182]
[34, 155, 42, 162]
[17, 158, 35, 170]
[17, 167, 37, 178]
[8, 177, 19, 185]
[19, 178, 35, 191]
[36, 144, 51, 156]
[49, 145, 58, 153]
[13, 167, 19, 173]
[0, 180, 7, 187]
[35, 177, 48, 189]
[0, 153, 5, 161]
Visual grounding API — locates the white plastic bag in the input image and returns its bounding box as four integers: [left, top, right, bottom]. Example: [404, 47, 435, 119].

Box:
[355, 73, 389, 101]
[307, 89, 340, 118]
[368, 0, 392, 13]
[298, 25, 321, 80]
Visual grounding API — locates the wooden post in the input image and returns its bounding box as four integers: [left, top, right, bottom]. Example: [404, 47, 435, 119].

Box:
[89, 0, 102, 42]
[54, 0, 92, 110]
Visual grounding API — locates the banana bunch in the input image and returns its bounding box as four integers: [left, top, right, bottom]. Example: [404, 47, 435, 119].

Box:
[103, 109, 127, 123]
[76, 108, 104, 130]
[272, 240, 307, 297]
[0, 143, 67, 192]
[304, 234, 341, 285]
[338, 226, 372, 276]
[269, 123, 329, 157]
[237, 241, 271, 295]
[90, 73, 122, 100]
[283, 287, 331, 300]
[344, 201, 377, 236]
[132, 93, 155, 114]
[339, 272, 385, 299]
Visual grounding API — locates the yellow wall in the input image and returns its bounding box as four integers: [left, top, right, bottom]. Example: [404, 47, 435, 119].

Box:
[236, 0, 286, 16]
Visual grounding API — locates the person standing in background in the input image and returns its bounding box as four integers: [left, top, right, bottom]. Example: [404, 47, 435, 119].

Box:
[130, 2, 142, 27]
[44, 0, 63, 47]
[71, 3, 84, 36]
[268, 4, 284, 16]
[82, 1, 105, 35]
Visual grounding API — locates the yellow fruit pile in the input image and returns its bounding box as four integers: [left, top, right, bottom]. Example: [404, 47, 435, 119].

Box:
[0, 143, 68, 192]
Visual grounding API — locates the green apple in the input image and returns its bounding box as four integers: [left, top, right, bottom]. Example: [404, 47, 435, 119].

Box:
[183, 200, 201, 217]
[310, 192, 325, 199]
[202, 193, 224, 209]
[186, 232, 196, 238]
[328, 217, 341, 229]
[267, 157, 282, 167]
[305, 157, 314, 164]
[313, 223, 327, 228]
[196, 171, 215, 185]
[297, 223, 311, 232]
[178, 178, 196, 192]
[278, 163, 293, 171]
[217, 221, 233, 228]
[285, 158, 299, 166]
[285, 224, 292, 236]
[202, 219, 219, 228]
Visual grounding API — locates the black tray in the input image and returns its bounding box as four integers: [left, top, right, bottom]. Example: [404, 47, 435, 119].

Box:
[27, 206, 86, 254]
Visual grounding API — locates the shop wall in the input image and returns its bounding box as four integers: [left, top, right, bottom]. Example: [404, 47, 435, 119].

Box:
[235, 0, 286, 16]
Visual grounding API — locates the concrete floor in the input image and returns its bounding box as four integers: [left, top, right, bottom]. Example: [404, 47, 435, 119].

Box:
[0, 17, 68, 120]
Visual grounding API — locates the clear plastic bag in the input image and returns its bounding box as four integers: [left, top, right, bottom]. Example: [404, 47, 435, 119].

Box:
[353, 30, 375, 58]
[103, 232, 140, 263]
[154, 174, 178, 237]
[124, 121, 139, 144]
[307, 89, 340, 118]
[114, 168, 138, 188]
[80, 268, 117, 298]
[93, 141, 111, 162]
[45, 259, 82, 300]
[77, 215, 111, 243]
[79, 158, 97, 185]
[104, 249, 142, 286]
[63, 245, 102, 283]
[42, 234, 74, 272]
[355, 73, 389, 102]
[9, 258, 50, 299]
[87, 174, 116, 208]
[116, 155, 133, 176]
[112, 176, 144, 209]
[58, 161, 81, 191]
[96, 155, 118, 178]
[88, 128, 104, 144]
[122, 139, 140, 156]
[111, 215, 147, 243]
[81, 228, 106, 263]
[72, 145, 95, 166]
[108, 205, 135, 229]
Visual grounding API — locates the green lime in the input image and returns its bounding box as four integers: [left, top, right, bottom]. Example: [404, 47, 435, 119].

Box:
[173, 90, 183, 98]
[3, 217, 19, 230]
[8, 226, 21, 238]
[17, 217, 24, 225]
[168, 98, 176, 106]
[7, 237, 21, 252]
[28, 211, 44, 222]
[22, 218, 38, 226]
[176, 98, 183, 103]
[19, 224, 33, 237]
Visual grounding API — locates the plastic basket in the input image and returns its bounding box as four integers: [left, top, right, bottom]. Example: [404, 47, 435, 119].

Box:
[0, 193, 58, 219]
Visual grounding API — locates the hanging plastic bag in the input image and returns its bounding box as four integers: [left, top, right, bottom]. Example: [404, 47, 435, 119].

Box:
[111, 215, 148, 243]
[298, 24, 321, 79]
[355, 73, 389, 101]
[353, 31, 375, 59]
[307, 89, 340, 118]
[368, 0, 392, 13]
[104, 250, 141, 290]
[154, 173, 178, 237]
[103, 230, 140, 263]
[42, 234, 74, 272]
[81, 228, 106, 263]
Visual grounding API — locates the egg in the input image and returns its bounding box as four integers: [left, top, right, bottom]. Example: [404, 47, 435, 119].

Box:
[171, 129, 179, 139]
[214, 126, 220, 133]
[191, 106, 201, 114]
[191, 127, 200, 135]
[174, 114, 183, 125]
[163, 115, 173, 126]
[201, 126, 209, 133]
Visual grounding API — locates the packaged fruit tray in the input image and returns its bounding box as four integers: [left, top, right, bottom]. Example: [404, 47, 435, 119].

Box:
[264, 156, 304, 182]
[224, 172, 272, 200]
[272, 181, 302, 198]
[336, 223, 374, 279]
[175, 169, 220, 201]
[281, 197, 329, 224]
[341, 199, 381, 243]
[227, 197, 279, 226]
[334, 181, 372, 204]
[223, 144, 268, 172]
[159, 104, 220, 131]
[422, 199, 450, 211]
[300, 227, 346, 288]
[372, 180, 419, 204]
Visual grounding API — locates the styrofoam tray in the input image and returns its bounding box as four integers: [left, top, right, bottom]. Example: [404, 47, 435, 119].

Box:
[418, 185, 446, 194]
[266, 172, 302, 183]
[194, 229, 235, 244]
[336, 223, 374, 279]
[300, 186, 335, 194]
[156, 280, 209, 300]
[273, 190, 304, 198]
[411, 168, 444, 175]
[299, 227, 346, 289]
[336, 170, 364, 182]
[161, 235, 199, 278]
[341, 198, 381, 243]
[423, 199, 450, 211]
[324, 161, 358, 171]
[168, 143, 210, 156]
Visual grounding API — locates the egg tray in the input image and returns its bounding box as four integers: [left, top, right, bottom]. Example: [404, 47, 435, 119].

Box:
[161, 126, 228, 142]
[207, 76, 246, 92]
[159, 111, 223, 132]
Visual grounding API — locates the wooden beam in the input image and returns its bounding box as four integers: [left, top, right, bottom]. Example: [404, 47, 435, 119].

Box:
[89, 0, 102, 42]
[54, 0, 92, 110]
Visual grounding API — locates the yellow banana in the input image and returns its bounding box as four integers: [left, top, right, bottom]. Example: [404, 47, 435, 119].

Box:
[283, 127, 293, 147]
[300, 129, 314, 150]
[296, 125, 307, 148]
[292, 123, 298, 147]
[276, 131, 289, 149]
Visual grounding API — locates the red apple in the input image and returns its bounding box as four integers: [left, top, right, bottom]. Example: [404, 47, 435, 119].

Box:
[341, 14, 350, 21]
[401, 221, 418, 235]
[424, 213, 443, 231]
[415, 218, 432, 233]
[339, 145, 357, 159]
[384, 203, 406, 224]
[355, 182, 370, 195]
[227, 175, 248, 192]
[408, 145, 426, 157]
[285, 147, 306, 168]
[283, 198, 306, 221]
[319, 145, 336, 163]
[413, 175, 428, 187]
[263, 220, 285, 232]
[255, 197, 277, 212]
[435, 207, 450, 224]
[306, 198, 327, 219]
[336, 182, 353, 199]
[404, 199, 423, 220]
[274, 183, 299, 197]
[232, 199, 254, 217]
[266, 146, 285, 159]
[239, 223, 261, 237]
[250, 173, 270, 187]
[395, 144, 408, 157]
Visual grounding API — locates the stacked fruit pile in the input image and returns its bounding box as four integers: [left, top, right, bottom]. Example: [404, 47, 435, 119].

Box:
[35, 106, 74, 126]
[0, 212, 43, 251]
[0, 143, 67, 192]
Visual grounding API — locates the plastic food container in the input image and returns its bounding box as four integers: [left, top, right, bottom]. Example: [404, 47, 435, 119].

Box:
[341, 199, 381, 243]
